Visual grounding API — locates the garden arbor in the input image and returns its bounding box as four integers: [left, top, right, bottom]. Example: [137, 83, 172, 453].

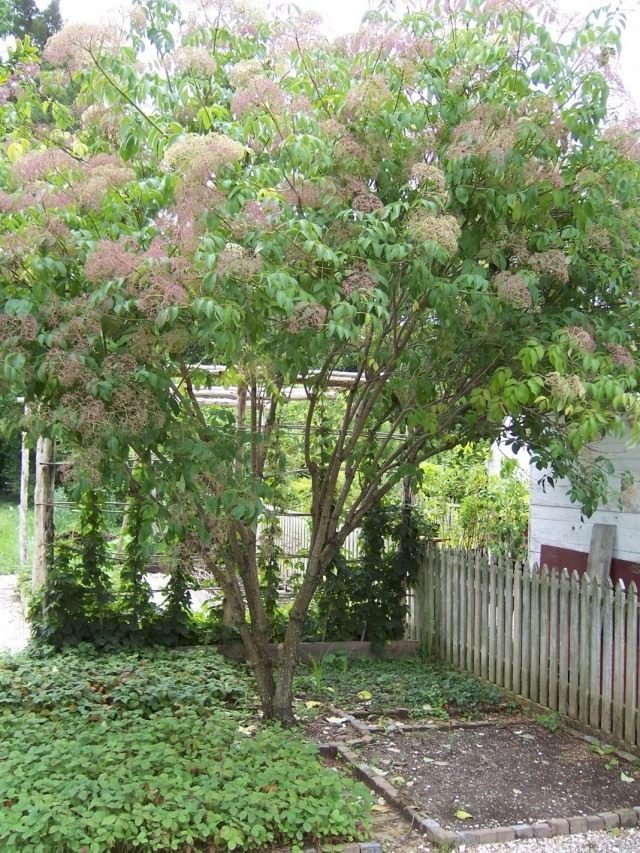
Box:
[0, 0, 639, 724]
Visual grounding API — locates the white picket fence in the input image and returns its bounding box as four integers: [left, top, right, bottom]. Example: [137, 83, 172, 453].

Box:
[411, 548, 640, 749]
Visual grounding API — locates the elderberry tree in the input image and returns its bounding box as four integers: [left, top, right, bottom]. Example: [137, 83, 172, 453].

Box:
[1, 0, 639, 723]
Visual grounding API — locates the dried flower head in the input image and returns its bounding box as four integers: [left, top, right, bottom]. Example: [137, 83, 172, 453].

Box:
[407, 211, 461, 255]
[528, 250, 569, 283]
[287, 302, 328, 332]
[0, 313, 38, 346]
[545, 371, 584, 400]
[563, 326, 595, 353]
[606, 343, 636, 371]
[493, 272, 533, 309]
[341, 263, 376, 298]
[410, 163, 447, 193]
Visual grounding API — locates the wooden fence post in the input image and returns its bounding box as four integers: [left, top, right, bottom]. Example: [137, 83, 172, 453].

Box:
[32, 436, 55, 593]
[19, 425, 30, 569]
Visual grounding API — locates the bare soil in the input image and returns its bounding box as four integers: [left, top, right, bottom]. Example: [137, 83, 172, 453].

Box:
[353, 717, 640, 831]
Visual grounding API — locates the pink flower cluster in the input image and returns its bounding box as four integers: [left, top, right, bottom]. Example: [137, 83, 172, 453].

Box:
[229, 198, 281, 238]
[11, 149, 74, 183]
[216, 242, 262, 279]
[74, 154, 134, 209]
[162, 133, 245, 185]
[43, 24, 122, 73]
[230, 76, 285, 117]
[279, 178, 325, 210]
[168, 46, 216, 76]
[493, 272, 533, 309]
[343, 76, 392, 122]
[84, 238, 143, 283]
[227, 59, 264, 88]
[449, 106, 519, 164]
[603, 117, 640, 162]
[524, 159, 563, 188]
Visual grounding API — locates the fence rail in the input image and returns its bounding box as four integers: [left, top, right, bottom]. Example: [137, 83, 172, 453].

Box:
[412, 548, 640, 749]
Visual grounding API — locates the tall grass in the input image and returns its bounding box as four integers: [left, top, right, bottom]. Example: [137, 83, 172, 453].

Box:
[0, 498, 30, 575]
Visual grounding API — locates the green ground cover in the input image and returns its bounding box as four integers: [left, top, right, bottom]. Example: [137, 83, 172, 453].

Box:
[295, 655, 505, 720]
[0, 647, 372, 853]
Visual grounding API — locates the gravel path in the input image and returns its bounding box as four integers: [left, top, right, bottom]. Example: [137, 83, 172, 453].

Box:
[0, 574, 30, 654]
[381, 827, 640, 852]
[472, 827, 640, 852]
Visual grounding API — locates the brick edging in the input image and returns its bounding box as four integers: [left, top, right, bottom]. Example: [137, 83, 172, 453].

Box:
[330, 741, 640, 847]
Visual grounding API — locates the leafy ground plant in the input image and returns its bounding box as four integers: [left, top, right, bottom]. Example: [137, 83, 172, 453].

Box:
[295, 656, 504, 719]
[0, 648, 371, 852]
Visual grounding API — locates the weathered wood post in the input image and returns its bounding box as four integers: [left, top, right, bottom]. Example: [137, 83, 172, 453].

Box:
[32, 436, 55, 593]
[19, 426, 29, 569]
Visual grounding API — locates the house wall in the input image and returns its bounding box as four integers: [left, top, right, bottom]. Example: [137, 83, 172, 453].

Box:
[529, 435, 640, 587]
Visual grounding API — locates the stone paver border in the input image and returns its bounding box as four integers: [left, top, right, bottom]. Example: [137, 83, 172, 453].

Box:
[319, 713, 640, 848]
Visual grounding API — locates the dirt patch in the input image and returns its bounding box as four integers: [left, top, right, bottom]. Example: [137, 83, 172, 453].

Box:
[354, 718, 640, 831]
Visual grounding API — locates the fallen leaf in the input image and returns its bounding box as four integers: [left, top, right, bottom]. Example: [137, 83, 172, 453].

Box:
[371, 804, 390, 813]
[304, 700, 322, 709]
[326, 716, 348, 725]
[620, 771, 634, 783]
[455, 809, 473, 820]
[357, 690, 372, 700]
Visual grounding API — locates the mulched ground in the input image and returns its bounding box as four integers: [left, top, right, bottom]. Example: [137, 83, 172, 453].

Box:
[353, 717, 640, 831]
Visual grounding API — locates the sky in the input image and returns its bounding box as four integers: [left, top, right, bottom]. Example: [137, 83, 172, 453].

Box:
[57, 0, 640, 109]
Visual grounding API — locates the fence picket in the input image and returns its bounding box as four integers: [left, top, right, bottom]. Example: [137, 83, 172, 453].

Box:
[465, 553, 474, 672]
[613, 580, 626, 742]
[452, 551, 461, 668]
[521, 567, 531, 699]
[496, 558, 506, 687]
[530, 570, 540, 704]
[480, 555, 489, 680]
[601, 578, 614, 734]
[488, 558, 497, 683]
[589, 579, 603, 729]
[568, 571, 581, 719]
[558, 569, 570, 715]
[539, 567, 550, 709]
[624, 583, 638, 745]
[578, 573, 591, 725]
[512, 563, 522, 695]
[473, 552, 482, 677]
[504, 563, 513, 692]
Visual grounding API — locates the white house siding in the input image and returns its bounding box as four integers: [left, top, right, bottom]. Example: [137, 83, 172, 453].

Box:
[528, 435, 640, 586]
